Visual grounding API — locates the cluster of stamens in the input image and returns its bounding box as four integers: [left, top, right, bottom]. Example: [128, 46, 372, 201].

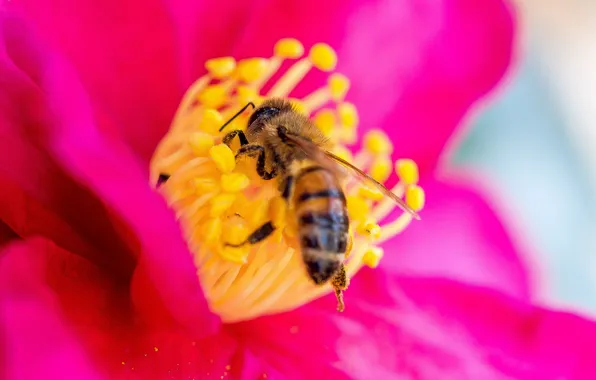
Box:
[150, 38, 425, 322]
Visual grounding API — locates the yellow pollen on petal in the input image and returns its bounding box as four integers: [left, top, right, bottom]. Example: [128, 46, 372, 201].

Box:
[328, 73, 350, 102]
[236, 58, 269, 83]
[406, 185, 425, 212]
[189, 132, 215, 156]
[395, 159, 419, 185]
[149, 38, 425, 323]
[364, 130, 393, 155]
[205, 57, 236, 79]
[209, 144, 236, 173]
[274, 38, 305, 59]
[309, 43, 337, 71]
[363, 247, 384, 268]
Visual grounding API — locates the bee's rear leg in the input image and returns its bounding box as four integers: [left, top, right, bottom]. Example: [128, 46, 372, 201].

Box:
[236, 144, 279, 180]
[331, 263, 350, 312]
[222, 130, 249, 146]
[224, 221, 276, 247]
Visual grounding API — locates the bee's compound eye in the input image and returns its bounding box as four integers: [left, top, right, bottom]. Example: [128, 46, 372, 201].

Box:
[248, 107, 280, 130]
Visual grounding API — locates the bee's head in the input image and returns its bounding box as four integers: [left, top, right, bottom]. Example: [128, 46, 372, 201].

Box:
[247, 105, 280, 135]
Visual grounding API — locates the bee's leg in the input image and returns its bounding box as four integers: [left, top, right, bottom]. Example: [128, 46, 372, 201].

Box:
[279, 175, 295, 200]
[156, 173, 170, 187]
[236, 144, 279, 180]
[331, 263, 349, 312]
[225, 221, 276, 247]
[222, 130, 249, 146]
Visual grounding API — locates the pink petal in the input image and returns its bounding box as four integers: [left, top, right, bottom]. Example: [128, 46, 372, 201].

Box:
[0, 11, 219, 335]
[381, 176, 532, 299]
[0, 11, 136, 273]
[0, 238, 105, 379]
[231, 0, 514, 174]
[253, 268, 596, 379]
[8, 0, 257, 163]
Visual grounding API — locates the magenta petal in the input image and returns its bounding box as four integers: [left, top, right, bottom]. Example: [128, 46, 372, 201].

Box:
[295, 268, 596, 379]
[231, 0, 514, 174]
[0, 12, 219, 335]
[8, 0, 180, 162]
[0, 238, 102, 379]
[381, 176, 532, 299]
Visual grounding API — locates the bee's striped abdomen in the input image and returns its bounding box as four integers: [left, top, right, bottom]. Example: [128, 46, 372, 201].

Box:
[293, 165, 349, 285]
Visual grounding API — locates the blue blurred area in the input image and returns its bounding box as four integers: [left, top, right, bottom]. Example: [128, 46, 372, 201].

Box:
[452, 50, 596, 314]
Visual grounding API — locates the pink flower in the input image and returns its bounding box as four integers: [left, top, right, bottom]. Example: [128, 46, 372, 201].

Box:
[1, 0, 595, 379]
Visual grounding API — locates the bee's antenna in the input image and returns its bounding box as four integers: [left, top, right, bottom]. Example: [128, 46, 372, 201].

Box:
[219, 102, 256, 132]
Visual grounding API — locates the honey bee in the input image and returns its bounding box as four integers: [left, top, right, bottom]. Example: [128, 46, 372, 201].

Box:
[217, 98, 420, 312]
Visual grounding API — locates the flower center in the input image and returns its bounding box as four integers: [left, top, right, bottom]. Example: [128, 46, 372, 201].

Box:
[149, 39, 425, 323]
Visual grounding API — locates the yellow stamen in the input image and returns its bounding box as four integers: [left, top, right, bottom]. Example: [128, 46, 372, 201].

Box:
[363, 247, 384, 268]
[220, 173, 250, 193]
[149, 38, 424, 323]
[189, 132, 215, 157]
[337, 102, 358, 129]
[364, 130, 393, 155]
[328, 73, 350, 102]
[406, 185, 425, 212]
[236, 58, 269, 83]
[313, 109, 336, 138]
[369, 156, 392, 183]
[205, 57, 236, 80]
[309, 43, 337, 71]
[274, 38, 305, 59]
[209, 144, 236, 173]
[395, 159, 419, 185]
[198, 85, 229, 109]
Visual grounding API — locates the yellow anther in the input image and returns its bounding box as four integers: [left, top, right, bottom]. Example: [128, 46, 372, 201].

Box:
[209, 193, 236, 217]
[370, 156, 392, 183]
[332, 145, 353, 163]
[224, 216, 249, 246]
[363, 246, 384, 268]
[395, 159, 419, 185]
[219, 246, 249, 265]
[201, 217, 223, 246]
[237, 86, 260, 106]
[189, 132, 215, 156]
[346, 195, 370, 223]
[345, 230, 354, 258]
[274, 38, 305, 59]
[309, 43, 337, 72]
[205, 57, 236, 79]
[290, 98, 307, 115]
[358, 219, 381, 240]
[406, 185, 425, 212]
[328, 73, 350, 101]
[337, 102, 359, 129]
[358, 186, 384, 201]
[364, 130, 393, 155]
[193, 178, 219, 194]
[209, 144, 236, 173]
[313, 109, 336, 137]
[220, 173, 250, 193]
[236, 58, 268, 83]
[201, 109, 225, 135]
[268, 197, 287, 227]
[198, 85, 228, 109]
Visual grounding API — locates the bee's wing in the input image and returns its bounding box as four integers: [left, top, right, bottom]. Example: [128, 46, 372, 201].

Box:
[284, 134, 421, 220]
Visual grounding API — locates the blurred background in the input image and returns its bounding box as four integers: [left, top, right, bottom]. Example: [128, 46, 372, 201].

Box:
[453, 0, 596, 315]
